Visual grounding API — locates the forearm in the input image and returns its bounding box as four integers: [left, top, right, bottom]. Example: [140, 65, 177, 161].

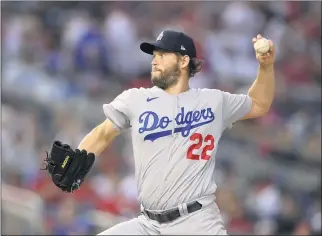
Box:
[248, 65, 275, 111]
[78, 121, 119, 157]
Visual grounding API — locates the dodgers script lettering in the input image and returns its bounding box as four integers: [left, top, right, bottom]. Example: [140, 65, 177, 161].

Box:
[138, 107, 215, 141]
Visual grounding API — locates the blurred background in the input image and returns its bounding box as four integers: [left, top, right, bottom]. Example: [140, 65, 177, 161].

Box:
[1, 1, 321, 235]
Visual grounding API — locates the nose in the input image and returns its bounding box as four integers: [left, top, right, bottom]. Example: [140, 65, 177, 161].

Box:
[151, 57, 157, 66]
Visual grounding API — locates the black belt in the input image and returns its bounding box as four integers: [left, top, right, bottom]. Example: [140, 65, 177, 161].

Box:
[143, 201, 202, 224]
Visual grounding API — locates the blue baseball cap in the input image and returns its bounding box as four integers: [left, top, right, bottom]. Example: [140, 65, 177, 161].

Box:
[140, 30, 197, 59]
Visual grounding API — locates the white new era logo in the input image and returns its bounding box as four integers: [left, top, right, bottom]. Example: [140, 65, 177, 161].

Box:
[181, 45, 186, 50]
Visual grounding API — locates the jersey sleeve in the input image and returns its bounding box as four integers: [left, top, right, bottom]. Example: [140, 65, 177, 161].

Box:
[222, 91, 252, 129]
[103, 89, 134, 132]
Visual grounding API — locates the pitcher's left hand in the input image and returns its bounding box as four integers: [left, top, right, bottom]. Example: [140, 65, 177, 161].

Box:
[253, 34, 275, 68]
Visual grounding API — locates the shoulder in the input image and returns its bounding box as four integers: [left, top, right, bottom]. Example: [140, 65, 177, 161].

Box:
[117, 87, 152, 99]
[195, 88, 245, 99]
[103, 87, 152, 116]
[192, 88, 224, 97]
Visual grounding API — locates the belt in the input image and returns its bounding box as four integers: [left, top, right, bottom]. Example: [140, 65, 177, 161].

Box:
[143, 201, 202, 224]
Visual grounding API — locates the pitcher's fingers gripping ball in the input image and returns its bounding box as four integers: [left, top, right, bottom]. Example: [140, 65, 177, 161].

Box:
[252, 34, 275, 66]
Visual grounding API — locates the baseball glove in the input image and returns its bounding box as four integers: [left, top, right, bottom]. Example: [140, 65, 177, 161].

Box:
[41, 141, 95, 193]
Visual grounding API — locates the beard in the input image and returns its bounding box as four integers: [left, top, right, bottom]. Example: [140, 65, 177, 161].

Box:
[151, 63, 181, 90]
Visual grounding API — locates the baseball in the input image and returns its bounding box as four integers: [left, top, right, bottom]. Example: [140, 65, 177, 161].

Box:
[254, 38, 270, 54]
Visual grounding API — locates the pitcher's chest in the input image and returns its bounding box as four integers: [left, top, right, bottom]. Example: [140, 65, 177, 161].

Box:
[131, 95, 222, 142]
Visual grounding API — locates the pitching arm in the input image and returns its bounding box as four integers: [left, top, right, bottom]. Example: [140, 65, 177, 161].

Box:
[241, 35, 276, 120]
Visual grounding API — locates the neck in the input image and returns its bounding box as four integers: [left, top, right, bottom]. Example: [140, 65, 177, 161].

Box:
[164, 76, 190, 95]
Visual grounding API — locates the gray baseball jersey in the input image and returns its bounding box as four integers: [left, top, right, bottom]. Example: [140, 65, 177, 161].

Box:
[103, 86, 252, 211]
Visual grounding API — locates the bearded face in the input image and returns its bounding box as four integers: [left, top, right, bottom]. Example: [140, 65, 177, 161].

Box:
[151, 51, 182, 90]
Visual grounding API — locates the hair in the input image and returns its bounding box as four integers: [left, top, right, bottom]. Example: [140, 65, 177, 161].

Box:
[188, 58, 203, 78]
[175, 52, 203, 78]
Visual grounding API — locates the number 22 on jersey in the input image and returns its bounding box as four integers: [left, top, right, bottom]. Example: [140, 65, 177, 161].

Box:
[186, 133, 215, 160]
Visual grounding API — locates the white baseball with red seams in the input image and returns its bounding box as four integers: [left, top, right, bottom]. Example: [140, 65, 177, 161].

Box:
[97, 86, 252, 235]
[254, 38, 270, 54]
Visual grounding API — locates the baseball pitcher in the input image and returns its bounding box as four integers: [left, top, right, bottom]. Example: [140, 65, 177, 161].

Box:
[42, 30, 275, 235]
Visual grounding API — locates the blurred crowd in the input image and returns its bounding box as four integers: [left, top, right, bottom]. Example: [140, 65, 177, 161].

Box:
[1, 1, 321, 235]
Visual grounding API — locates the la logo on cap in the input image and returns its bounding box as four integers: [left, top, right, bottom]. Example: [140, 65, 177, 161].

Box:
[156, 31, 164, 41]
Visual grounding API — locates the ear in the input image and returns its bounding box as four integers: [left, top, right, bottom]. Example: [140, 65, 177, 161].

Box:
[180, 55, 190, 69]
